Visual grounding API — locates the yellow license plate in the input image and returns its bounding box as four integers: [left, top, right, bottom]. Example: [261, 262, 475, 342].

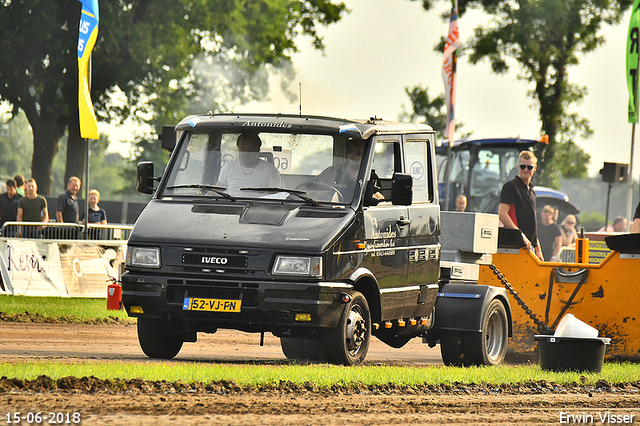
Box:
[183, 297, 241, 312]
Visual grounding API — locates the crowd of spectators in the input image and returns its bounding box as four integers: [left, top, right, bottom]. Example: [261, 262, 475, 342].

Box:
[0, 174, 107, 238]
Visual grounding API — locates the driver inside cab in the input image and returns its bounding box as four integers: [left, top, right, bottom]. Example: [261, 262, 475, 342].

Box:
[315, 139, 384, 205]
[216, 132, 282, 196]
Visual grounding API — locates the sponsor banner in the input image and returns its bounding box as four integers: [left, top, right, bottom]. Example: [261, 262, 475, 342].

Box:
[0, 240, 124, 297]
[588, 240, 612, 265]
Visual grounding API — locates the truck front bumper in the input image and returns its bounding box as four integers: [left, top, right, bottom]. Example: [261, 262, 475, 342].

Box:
[121, 272, 353, 332]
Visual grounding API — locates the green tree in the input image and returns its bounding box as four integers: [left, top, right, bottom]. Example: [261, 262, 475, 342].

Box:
[0, 0, 347, 195]
[118, 137, 171, 201]
[416, 0, 630, 187]
[0, 106, 33, 180]
[400, 86, 447, 133]
[399, 85, 470, 139]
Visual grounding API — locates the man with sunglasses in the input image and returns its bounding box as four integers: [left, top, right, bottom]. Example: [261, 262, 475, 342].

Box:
[498, 150, 543, 260]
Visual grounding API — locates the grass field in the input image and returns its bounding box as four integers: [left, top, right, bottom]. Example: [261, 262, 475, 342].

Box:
[0, 294, 132, 324]
[1, 360, 639, 386]
[1, 295, 639, 386]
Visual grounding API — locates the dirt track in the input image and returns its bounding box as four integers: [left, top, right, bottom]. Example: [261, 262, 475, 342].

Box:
[0, 322, 639, 425]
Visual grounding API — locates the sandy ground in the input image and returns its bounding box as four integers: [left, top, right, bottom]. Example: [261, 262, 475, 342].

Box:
[0, 322, 639, 425]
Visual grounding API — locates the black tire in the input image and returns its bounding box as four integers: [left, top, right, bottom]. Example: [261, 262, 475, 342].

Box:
[323, 291, 371, 366]
[440, 330, 466, 366]
[280, 337, 307, 360]
[280, 337, 327, 362]
[303, 339, 328, 362]
[137, 317, 183, 359]
[464, 299, 509, 366]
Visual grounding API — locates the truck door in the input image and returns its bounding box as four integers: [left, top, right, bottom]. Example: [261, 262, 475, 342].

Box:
[405, 135, 441, 317]
[363, 138, 410, 320]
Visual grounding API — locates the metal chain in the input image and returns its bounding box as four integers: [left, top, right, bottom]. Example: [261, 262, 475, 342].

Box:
[488, 264, 551, 334]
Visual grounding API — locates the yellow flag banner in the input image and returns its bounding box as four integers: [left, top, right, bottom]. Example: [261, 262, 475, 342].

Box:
[627, 0, 640, 124]
[77, 0, 99, 139]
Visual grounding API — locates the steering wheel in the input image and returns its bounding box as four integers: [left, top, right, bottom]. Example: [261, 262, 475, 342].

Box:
[296, 180, 344, 202]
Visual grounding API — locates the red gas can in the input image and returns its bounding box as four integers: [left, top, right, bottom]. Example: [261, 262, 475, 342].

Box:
[107, 282, 122, 310]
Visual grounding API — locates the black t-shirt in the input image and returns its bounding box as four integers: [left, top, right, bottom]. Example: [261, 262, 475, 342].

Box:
[0, 192, 22, 227]
[537, 221, 562, 261]
[57, 190, 79, 223]
[80, 208, 107, 223]
[635, 201, 640, 220]
[500, 176, 538, 247]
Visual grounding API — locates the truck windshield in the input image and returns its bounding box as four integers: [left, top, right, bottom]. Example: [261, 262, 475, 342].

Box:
[161, 130, 367, 205]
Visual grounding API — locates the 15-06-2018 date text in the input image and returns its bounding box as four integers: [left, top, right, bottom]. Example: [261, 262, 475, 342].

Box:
[4, 412, 81, 424]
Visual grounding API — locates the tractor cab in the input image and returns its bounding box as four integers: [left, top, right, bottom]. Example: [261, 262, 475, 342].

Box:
[436, 137, 579, 220]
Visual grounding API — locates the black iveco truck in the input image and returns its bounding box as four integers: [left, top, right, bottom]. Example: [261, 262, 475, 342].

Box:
[122, 113, 511, 366]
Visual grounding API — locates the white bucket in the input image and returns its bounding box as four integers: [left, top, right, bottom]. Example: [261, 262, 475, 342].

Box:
[554, 313, 599, 338]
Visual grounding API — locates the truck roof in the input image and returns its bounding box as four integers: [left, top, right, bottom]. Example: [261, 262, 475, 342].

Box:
[435, 137, 542, 154]
[175, 113, 434, 139]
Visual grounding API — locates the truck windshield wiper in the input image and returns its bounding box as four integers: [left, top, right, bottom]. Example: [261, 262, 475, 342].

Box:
[165, 184, 236, 201]
[240, 187, 319, 206]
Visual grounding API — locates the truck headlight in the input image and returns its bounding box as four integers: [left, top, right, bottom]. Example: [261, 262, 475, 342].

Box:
[272, 256, 322, 277]
[126, 247, 161, 268]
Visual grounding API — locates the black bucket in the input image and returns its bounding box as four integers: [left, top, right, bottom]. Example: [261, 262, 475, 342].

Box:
[534, 335, 610, 373]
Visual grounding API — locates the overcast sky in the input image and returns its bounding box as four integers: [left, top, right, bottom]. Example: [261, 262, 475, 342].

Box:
[232, 0, 636, 177]
[101, 0, 636, 178]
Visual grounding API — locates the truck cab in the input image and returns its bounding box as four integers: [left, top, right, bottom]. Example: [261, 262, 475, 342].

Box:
[122, 114, 510, 366]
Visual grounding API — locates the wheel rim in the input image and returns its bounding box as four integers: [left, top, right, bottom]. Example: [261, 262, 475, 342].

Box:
[345, 305, 367, 356]
[485, 310, 506, 363]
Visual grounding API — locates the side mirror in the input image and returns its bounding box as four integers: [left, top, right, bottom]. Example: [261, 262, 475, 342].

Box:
[136, 161, 155, 194]
[391, 172, 412, 206]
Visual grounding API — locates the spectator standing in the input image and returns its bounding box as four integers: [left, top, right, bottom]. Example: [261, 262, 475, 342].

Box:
[16, 179, 48, 238]
[13, 174, 25, 197]
[0, 179, 23, 236]
[81, 189, 107, 224]
[560, 214, 578, 247]
[455, 194, 467, 212]
[632, 202, 640, 233]
[598, 216, 627, 233]
[56, 176, 81, 223]
[498, 150, 543, 260]
[538, 205, 563, 261]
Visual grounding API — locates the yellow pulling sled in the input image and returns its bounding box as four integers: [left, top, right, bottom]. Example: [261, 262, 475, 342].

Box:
[478, 229, 640, 361]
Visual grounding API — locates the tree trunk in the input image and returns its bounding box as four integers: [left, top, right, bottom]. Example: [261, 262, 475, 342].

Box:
[65, 117, 87, 186]
[31, 124, 63, 196]
[22, 93, 66, 196]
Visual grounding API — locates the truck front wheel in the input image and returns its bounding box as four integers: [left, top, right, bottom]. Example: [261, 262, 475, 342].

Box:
[465, 299, 508, 366]
[280, 338, 327, 362]
[323, 291, 371, 366]
[137, 317, 183, 359]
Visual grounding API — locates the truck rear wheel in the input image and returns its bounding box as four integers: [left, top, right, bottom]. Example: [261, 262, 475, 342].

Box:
[137, 317, 183, 359]
[464, 299, 508, 366]
[323, 291, 371, 366]
[440, 330, 466, 366]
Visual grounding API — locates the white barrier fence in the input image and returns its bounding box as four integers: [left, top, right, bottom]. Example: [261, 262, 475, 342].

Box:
[1, 221, 132, 240]
[0, 230, 128, 298]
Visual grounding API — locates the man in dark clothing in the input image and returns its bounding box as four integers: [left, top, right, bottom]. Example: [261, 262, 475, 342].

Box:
[632, 201, 640, 233]
[0, 179, 23, 236]
[537, 205, 563, 261]
[498, 150, 543, 260]
[56, 176, 81, 223]
[16, 179, 48, 238]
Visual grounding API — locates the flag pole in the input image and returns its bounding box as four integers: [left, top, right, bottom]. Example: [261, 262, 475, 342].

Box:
[628, 123, 636, 224]
[626, 0, 640, 225]
[442, 0, 460, 211]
